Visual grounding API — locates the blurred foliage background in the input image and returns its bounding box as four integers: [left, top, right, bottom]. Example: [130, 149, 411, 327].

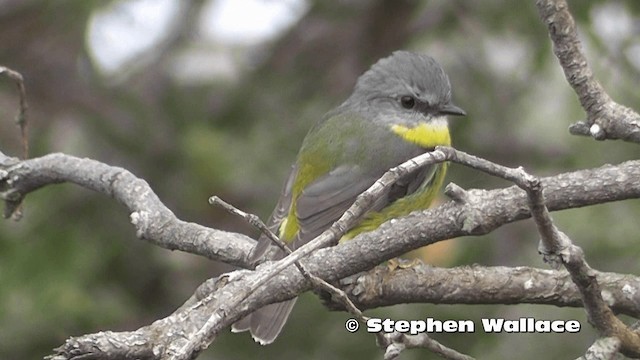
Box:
[0, 0, 639, 359]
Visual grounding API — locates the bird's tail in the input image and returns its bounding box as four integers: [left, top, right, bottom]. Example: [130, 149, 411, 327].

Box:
[231, 297, 298, 345]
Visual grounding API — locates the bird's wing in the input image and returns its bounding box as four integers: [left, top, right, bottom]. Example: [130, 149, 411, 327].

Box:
[251, 150, 437, 260]
[294, 165, 378, 243]
[293, 161, 437, 248]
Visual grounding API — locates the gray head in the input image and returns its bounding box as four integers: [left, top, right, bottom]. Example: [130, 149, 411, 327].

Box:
[347, 51, 465, 119]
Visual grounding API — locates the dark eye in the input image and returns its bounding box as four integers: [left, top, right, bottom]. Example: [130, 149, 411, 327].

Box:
[400, 96, 416, 109]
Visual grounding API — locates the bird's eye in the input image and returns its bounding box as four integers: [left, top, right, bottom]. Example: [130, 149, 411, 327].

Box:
[400, 96, 416, 109]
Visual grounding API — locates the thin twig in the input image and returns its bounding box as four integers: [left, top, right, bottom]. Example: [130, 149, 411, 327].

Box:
[382, 333, 475, 360]
[209, 196, 289, 257]
[0, 66, 29, 220]
[0, 66, 29, 158]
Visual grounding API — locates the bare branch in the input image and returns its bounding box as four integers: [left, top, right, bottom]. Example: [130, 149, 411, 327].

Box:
[0, 151, 254, 267]
[336, 264, 640, 318]
[383, 333, 475, 360]
[0, 65, 29, 158]
[209, 195, 285, 258]
[519, 163, 640, 356]
[437, 145, 640, 356]
[535, 0, 640, 143]
[2, 142, 639, 359]
[560, 244, 640, 357]
[2, 145, 638, 272]
[41, 148, 640, 359]
[48, 262, 640, 360]
[0, 66, 29, 220]
[45, 331, 155, 360]
[577, 337, 622, 360]
[0, 147, 637, 267]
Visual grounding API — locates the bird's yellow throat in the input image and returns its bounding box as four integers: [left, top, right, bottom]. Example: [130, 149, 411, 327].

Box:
[389, 120, 451, 148]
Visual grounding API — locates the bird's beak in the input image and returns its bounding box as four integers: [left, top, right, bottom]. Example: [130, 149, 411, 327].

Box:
[440, 103, 466, 116]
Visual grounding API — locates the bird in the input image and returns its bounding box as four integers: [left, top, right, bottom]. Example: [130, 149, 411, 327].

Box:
[232, 50, 465, 345]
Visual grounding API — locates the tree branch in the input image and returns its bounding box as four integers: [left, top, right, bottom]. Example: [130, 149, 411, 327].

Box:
[440, 145, 640, 356]
[0, 65, 29, 159]
[333, 264, 640, 318]
[0, 150, 255, 268]
[47, 263, 640, 360]
[2, 148, 639, 290]
[382, 332, 475, 360]
[28, 147, 640, 359]
[505, 150, 640, 356]
[535, 0, 640, 143]
[578, 337, 622, 360]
